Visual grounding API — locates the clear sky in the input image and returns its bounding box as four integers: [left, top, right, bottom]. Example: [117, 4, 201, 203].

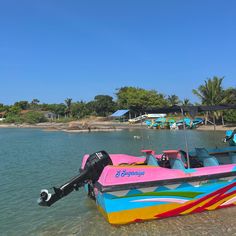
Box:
[0, 0, 235, 105]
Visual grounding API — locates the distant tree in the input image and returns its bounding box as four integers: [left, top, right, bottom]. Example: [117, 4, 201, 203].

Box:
[181, 98, 192, 106]
[116, 87, 167, 111]
[14, 101, 30, 110]
[224, 87, 236, 104]
[54, 104, 67, 117]
[224, 109, 236, 123]
[223, 87, 236, 123]
[70, 103, 78, 117]
[192, 76, 227, 105]
[4, 114, 23, 123]
[93, 95, 116, 116]
[30, 99, 40, 110]
[41, 103, 66, 118]
[167, 95, 180, 106]
[71, 101, 90, 118]
[0, 103, 6, 112]
[192, 76, 230, 123]
[22, 111, 47, 124]
[78, 101, 91, 118]
[31, 98, 40, 105]
[4, 105, 22, 123]
[64, 98, 72, 117]
[7, 106, 21, 115]
[86, 101, 97, 116]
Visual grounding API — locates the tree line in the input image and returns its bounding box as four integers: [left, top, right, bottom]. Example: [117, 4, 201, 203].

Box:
[0, 76, 235, 124]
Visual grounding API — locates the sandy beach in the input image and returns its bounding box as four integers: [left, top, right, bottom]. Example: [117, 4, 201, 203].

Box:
[0, 120, 235, 132]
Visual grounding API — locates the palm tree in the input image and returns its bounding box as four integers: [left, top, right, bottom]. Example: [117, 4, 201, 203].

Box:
[64, 98, 72, 117]
[31, 99, 40, 105]
[192, 76, 227, 105]
[224, 88, 236, 104]
[192, 76, 227, 124]
[31, 99, 40, 110]
[167, 95, 180, 106]
[222, 88, 236, 124]
[181, 98, 192, 106]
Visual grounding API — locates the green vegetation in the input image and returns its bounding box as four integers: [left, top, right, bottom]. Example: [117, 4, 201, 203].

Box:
[22, 111, 47, 124]
[116, 87, 168, 110]
[192, 76, 227, 105]
[0, 77, 235, 124]
[167, 95, 180, 106]
[192, 76, 236, 123]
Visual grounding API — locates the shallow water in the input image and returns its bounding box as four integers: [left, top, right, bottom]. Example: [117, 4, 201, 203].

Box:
[0, 128, 235, 236]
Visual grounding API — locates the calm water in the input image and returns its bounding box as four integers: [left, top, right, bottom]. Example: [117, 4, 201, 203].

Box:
[0, 128, 236, 236]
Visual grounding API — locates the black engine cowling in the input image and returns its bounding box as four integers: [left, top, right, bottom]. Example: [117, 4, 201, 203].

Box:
[38, 150, 112, 207]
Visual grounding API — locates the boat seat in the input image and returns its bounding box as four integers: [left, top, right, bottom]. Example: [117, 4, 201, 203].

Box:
[147, 155, 159, 166]
[203, 156, 219, 167]
[229, 153, 236, 164]
[179, 150, 203, 168]
[169, 158, 185, 170]
[195, 148, 219, 167]
[179, 150, 187, 165]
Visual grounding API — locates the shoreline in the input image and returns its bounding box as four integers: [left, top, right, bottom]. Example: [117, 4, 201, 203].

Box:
[0, 121, 235, 132]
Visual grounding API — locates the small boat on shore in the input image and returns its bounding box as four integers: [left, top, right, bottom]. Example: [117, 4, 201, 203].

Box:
[176, 117, 204, 129]
[225, 129, 236, 146]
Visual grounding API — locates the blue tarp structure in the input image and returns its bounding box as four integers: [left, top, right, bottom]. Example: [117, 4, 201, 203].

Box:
[110, 109, 129, 117]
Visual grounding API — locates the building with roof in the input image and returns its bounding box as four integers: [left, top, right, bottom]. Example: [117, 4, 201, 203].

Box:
[0, 111, 6, 121]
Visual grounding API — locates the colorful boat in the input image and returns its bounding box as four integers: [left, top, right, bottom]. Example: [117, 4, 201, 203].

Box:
[145, 118, 176, 129]
[192, 117, 204, 128]
[170, 117, 203, 130]
[176, 117, 192, 129]
[38, 147, 236, 225]
[167, 118, 176, 126]
[225, 130, 236, 146]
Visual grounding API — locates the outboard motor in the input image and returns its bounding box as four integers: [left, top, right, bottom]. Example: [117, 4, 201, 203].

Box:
[38, 150, 112, 207]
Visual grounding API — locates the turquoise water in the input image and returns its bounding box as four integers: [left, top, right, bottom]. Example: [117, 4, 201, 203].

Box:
[0, 128, 236, 236]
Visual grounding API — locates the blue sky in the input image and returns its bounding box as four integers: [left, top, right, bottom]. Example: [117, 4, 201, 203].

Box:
[0, 0, 235, 105]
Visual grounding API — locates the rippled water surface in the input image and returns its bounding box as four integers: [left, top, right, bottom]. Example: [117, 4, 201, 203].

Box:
[0, 128, 235, 236]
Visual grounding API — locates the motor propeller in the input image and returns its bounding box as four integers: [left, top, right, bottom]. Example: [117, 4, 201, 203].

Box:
[40, 189, 49, 201]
